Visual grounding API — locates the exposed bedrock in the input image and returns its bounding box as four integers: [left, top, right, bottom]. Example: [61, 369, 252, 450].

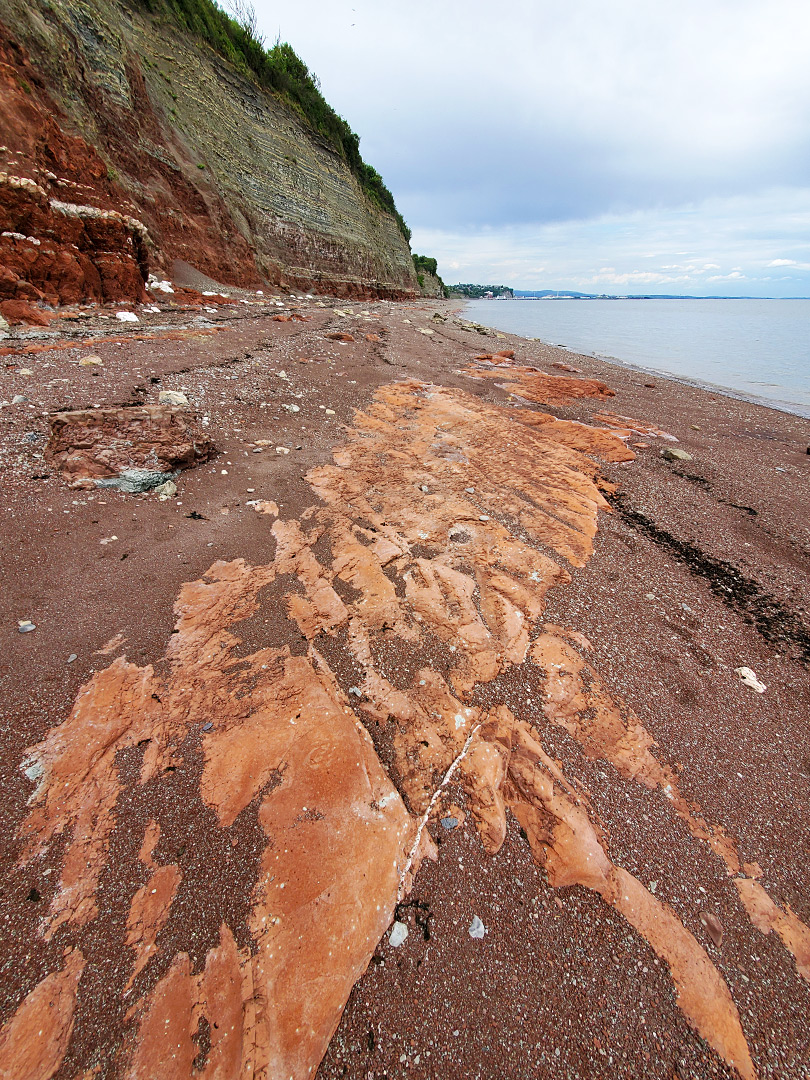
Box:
[0, 0, 418, 304]
[6, 380, 807, 1079]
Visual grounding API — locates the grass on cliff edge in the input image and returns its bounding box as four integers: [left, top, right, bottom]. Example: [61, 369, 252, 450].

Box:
[132, 0, 411, 242]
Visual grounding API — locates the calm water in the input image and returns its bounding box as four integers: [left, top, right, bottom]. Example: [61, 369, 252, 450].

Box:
[463, 298, 810, 418]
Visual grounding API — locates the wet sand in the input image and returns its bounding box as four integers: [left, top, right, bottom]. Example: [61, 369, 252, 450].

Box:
[1, 295, 808, 1079]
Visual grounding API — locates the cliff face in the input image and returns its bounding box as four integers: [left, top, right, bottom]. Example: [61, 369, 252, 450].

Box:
[0, 0, 418, 302]
[417, 269, 446, 299]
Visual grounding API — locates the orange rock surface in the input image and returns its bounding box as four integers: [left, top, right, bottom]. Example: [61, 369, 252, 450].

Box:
[7, 379, 804, 1079]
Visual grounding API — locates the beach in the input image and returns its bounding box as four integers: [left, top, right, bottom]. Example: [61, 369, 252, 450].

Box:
[1, 294, 808, 1080]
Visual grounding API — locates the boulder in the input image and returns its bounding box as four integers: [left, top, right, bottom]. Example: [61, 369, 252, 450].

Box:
[0, 299, 51, 326]
[46, 405, 214, 490]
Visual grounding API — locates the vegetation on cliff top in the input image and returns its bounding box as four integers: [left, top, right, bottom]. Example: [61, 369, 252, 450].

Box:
[133, 0, 411, 241]
[412, 254, 448, 297]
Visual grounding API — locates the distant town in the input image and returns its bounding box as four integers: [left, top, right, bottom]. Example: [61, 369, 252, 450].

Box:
[447, 286, 777, 300]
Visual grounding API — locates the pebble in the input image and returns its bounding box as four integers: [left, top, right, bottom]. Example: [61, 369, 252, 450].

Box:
[735, 666, 766, 693]
[275, 447, 290, 455]
[18, 369, 33, 377]
[282, 403, 300, 412]
[154, 480, 177, 498]
[441, 816, 458, 830]
[324, 408, 335, 416]
[67, 653, 77, 663]
[348, 686, 362, 697]
[17, 620, 36, 633]
[78, 356, 103, 367]
[202, 722, 213, 732]
[11, 395, 27, 404]
[469, 915, 486, 939]
[116, 311, 139, 322]
[479, 515, 490, 522]
[389, 921, 408, 947]
[99, 535, 118, 545]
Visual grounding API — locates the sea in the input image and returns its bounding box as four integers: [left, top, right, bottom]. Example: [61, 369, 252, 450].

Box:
[462, 298, 810, 419]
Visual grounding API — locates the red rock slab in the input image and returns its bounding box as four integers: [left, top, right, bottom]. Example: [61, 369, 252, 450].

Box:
[125, 864, 182, 984]
[0, 298, 53, 326]
[735, 879, 810, 982]
[12, 378, 795, 1079]
[591, 410, 679, 441]
[510, 407, 637, 462]
[0, 948, 84, 1080]
[16, 552, 414, 1078]
[461, 361, 616, 404]
[462, 708, 757, 1080]
[45, 404, 214, 487]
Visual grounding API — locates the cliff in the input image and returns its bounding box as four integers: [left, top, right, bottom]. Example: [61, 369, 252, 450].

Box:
[412, 253, 446, 299]
[0, 0, 419, 303]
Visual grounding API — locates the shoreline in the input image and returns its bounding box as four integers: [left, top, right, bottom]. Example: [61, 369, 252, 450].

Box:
[460, 297, 810, 421]
[1, 294, 808, 1080]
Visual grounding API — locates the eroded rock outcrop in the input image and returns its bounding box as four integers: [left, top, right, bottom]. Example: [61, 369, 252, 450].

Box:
[46, 404, 214, 489]
[7, 380, 807, 1079]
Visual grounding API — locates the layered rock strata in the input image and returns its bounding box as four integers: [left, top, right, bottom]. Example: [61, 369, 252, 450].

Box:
[0, 0, 418, 304]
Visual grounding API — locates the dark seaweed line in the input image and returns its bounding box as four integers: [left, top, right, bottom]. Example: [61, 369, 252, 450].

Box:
[611, 493, 810, 664]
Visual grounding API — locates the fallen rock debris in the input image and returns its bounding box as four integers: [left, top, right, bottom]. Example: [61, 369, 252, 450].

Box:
[45, 405, 213, 490]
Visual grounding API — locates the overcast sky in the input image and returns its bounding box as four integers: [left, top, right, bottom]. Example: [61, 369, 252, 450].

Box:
[250, 0, 810, 295]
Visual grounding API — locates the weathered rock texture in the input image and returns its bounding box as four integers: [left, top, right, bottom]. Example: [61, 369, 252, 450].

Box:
[416, 268, 445, 299]
[46, 404, 214, 488]
[6, 378, 805, 1079]
[0, 0, 418, 302]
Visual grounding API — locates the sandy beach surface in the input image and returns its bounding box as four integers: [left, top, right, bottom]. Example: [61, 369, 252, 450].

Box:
[1, 294, 808, 1080]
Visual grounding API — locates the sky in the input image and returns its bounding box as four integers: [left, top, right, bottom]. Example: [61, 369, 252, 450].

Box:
[248, 0, 810, 296]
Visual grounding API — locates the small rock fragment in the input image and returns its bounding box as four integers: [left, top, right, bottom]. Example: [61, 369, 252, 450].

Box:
[699, 910, 724, 947]
[158, 390, 189, 407]
[67, 653, 77, 663]
[99, 535, 118, 545]
[78, 356, 103, 367]
[469, 915, 486, 939]
[154, 480, 177, 498]
[17, 620, 36, 633]
[18, 368, 33, 376]
[275, 446, 290, 455]
[281, 404, 300, 413]
[116, 311, 139, 323]
[661, 447, 693, 462]
[735, 666, 766, 693]
[247, 499, 279, 516]
[389, 921, 408, 947]
[441, 816, 458, 830]
[201, 722, 214, 732]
